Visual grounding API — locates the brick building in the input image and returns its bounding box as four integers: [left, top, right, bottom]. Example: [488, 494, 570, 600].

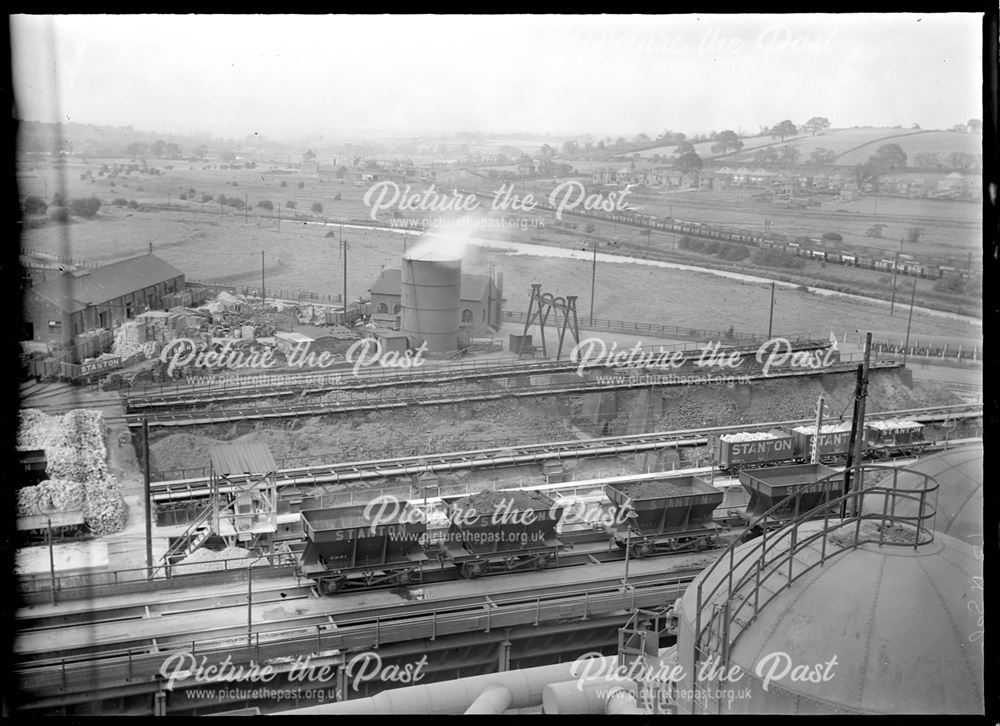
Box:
[23, 254, 185, 345]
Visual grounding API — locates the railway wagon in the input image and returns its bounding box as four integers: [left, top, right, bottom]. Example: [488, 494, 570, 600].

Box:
[788, 423, 855, 461]
[605, 476, 724, 556]
[18, 449, 48, 487]
[708, 429, 796, 471]
[298, 504, 427, 595]
[864, 420, 928, 457]
[439, 490, 565, 578]
[738, 463, 841, 523]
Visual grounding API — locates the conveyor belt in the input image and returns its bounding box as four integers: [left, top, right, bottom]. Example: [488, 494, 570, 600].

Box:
[126, 359, 898, 429]
[148, 402, 982, 500]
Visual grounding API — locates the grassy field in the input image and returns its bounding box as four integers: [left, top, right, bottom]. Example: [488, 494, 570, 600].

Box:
[19, 201, 981, 342]
[834, 130, 982, 165]
[447, 171, 981, 270]
[17, 157, 982, 322]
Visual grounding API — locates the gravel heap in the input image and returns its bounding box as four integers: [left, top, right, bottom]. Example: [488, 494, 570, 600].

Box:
[791, 422, 852, 434]
[615, 479, 703, 499]
[866, 419, 923, 431]
[452, 489, 554, 513]
[16, 409, 128, 536]
[719, 431, 777, 442]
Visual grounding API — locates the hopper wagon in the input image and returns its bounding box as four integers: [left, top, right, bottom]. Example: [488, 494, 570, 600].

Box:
[738, 463, 841, 527]
[297, 503, 427, 594]
[439, 491, 565, 578]
[605, 475, 724, 556]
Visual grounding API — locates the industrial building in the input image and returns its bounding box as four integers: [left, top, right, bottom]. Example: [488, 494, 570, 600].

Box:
[369, 263, 505, 346]
[22, 253, 185, 345]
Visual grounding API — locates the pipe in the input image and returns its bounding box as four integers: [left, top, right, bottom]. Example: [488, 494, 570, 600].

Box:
[280, 657, 619, 715]
[605, 687, 646, 715]
[542, 676, 632, 714]
[464, 684, 513, 714]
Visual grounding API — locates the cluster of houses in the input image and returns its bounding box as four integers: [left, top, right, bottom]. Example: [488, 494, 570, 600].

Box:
[590, 164, 981, 201]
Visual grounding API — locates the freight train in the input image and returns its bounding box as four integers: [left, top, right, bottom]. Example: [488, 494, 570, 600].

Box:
[291, 431, 921, 595]
[454, 187, 969, 281]
[707, 419, 928, 471]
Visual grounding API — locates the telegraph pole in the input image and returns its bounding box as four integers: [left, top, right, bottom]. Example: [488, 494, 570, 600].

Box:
[261, 250, 266, 303]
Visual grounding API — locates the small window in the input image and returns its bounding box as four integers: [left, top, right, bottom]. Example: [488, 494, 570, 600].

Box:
[461, 309, 474, 324]
[48, 320, 62, 328]
[377, 303, 388, 314]
[393, 304, 402, 314]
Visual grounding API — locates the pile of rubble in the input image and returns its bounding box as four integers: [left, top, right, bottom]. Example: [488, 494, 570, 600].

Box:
[16, 408, 129, 536]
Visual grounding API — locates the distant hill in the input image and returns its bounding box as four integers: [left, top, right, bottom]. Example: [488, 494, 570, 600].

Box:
[634, 127, 981, 167]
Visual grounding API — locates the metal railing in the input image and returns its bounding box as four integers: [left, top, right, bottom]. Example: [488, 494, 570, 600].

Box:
[16, 550, 292, 597]
[690, 463, 937, 704]
[16, 572, 695, 698]
[503, 310, 767, 343]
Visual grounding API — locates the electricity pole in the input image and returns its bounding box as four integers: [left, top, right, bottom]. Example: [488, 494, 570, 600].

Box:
[767, 282, 776, 338]
[341, 224, 348, 309]
[811, 394, 825, 464]
[261, 250, 266, 303]
[889, 236, 902, 315]
[842, 333, 872, 515]
[589, 239, 597, 326]
[902, 278, 917, 366]
[143, 416, 153, 579]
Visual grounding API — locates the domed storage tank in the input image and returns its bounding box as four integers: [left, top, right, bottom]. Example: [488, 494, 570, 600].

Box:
[672, 465, 983, 715]
[862, 442, 982, 545]
[400, 249, 461, 355]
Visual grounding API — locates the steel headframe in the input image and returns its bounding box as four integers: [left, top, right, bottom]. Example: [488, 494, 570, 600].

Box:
[520, 283, 581, 360]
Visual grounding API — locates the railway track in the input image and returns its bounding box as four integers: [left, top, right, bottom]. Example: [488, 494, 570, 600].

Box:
[126, 359, 900, 429]
[123, 339, 830, 411]
[15, 535, 697, 657]
[14, 565, 703, 701]
[16, 581, 315, 633]
[148, 402, 982, 499]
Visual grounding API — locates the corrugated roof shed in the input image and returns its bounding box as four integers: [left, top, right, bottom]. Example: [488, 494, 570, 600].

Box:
[30, 254, 184, 313]
[209, 444, 277, 476]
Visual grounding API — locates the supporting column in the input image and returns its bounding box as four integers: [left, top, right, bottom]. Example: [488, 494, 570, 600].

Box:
[336, 663, 348, 702]
[498, 631, 512, 672]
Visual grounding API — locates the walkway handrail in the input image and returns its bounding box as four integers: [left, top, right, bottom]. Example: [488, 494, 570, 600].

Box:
[692, 464, 937, 668]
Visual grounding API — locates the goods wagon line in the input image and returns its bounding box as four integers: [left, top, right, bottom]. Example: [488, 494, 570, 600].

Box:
[126, 359, 901, 429]
[149, 403, 981, 500]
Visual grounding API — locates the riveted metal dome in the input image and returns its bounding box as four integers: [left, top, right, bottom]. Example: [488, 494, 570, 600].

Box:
[863, 443, 982, 545]
[673, 467, 983, 715]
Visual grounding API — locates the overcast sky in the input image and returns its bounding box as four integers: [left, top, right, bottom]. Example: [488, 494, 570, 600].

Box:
[10, 14, 984, 140]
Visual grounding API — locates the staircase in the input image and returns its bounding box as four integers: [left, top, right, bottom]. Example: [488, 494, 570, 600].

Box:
[162, 502, 222, 566]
